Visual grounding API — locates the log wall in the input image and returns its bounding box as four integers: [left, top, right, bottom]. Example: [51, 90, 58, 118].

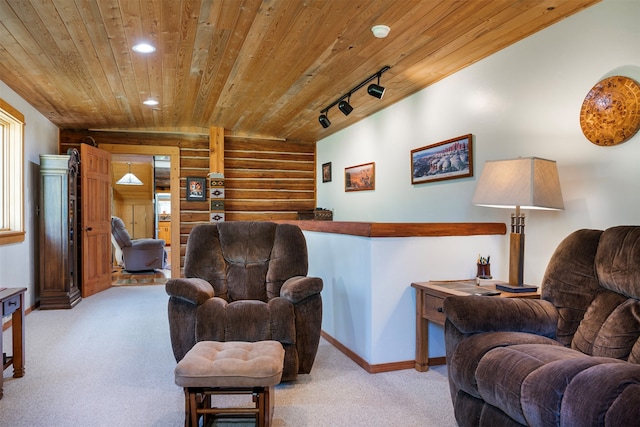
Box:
[59, 130, 316, 273]
[224, 137, 316, 221]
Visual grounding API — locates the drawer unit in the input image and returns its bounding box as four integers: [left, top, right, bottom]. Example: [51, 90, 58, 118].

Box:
[2, 295, 20, 317]
[422, 294, 445, 326]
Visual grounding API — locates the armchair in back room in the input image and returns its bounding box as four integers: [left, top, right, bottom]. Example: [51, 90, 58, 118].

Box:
[111, 216, 166, 272]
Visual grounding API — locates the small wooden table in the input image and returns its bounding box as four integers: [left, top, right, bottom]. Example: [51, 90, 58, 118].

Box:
[1, 287, 26, 399]
[411, 280, 540, 372]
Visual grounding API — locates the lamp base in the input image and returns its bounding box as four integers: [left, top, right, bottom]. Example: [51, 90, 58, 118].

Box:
[495, 283, 539, 293]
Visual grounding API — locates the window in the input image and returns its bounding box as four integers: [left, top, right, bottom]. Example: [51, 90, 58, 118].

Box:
[0, 98, 25, 245]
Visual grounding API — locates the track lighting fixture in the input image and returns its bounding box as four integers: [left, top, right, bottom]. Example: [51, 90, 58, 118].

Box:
[367, 75, 386, 99]
[338, 96, 353, 116]
[319, 113, 331, 128]
[318, 66, 390, 128]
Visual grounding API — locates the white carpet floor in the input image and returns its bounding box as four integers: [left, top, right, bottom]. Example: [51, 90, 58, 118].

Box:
[1, 285, 456, 426]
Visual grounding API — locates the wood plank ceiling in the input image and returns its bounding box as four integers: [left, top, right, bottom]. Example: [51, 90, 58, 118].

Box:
[0, 0, 599, 143]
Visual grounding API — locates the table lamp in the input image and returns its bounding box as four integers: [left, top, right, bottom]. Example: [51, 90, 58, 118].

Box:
[472, 157, 564, 292]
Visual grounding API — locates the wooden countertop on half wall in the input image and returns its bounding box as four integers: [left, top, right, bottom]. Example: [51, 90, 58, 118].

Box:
[273, 221, 506, 238]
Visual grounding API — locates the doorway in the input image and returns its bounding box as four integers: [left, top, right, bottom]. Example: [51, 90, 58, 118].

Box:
[98, 144, 180, 279]
[111, 154, 155, 239]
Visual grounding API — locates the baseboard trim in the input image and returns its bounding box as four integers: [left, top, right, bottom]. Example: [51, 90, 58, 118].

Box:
[427, 356, 447, 366]
[321, 331, 415, 373]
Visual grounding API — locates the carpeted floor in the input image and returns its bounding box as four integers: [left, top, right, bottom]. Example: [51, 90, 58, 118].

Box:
[0, 285, 456, 426]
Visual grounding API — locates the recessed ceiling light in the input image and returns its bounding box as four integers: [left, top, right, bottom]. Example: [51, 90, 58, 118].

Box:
[371, 25, 390, 38]
[132, 43, 156, 53]
[143, 99, 159, 106]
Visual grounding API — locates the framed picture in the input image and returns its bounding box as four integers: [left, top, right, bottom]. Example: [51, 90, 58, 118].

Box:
[322, 162, 332, 183]
[186, 177, 206, 201]
[411, 134, 473, 184]
[345, 162, 375, 192]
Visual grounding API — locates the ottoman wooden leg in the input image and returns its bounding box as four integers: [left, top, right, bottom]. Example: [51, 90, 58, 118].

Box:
[183, 388, 190, 427]
[266, 386, 275, 426]
[186, 388, 199, 427]
[255, 387, 266, 427]
[251, 386, 274, 427]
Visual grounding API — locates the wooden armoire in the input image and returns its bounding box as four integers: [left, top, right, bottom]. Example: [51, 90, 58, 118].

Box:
[39, 149, 82, 309]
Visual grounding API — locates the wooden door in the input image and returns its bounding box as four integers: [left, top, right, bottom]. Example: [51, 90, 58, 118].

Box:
[80, 144, 112, 297]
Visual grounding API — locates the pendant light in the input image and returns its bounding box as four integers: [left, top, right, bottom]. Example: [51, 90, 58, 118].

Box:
[116, 162, 143, 186]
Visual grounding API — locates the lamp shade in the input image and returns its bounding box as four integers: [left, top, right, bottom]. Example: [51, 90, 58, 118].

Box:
[472, 157, 564, 210]
[116, 162, 143, 186]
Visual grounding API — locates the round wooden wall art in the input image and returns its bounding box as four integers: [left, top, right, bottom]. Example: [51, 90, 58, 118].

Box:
[579, 75, 640, 146]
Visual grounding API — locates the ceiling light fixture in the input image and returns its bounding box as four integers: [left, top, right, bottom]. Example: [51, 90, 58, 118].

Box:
[371, 25, 391, 38]
[367, 74, 386, 99]
[116, 162, 143, 186]
[132, 43, 156, 53]
[319, 113, 331, 128]
[318, 66, 391, 128]
[143, 99, 159, 106]
[338, 96, 353, 116]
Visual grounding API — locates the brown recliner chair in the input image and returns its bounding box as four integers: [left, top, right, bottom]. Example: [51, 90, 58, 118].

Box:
[443, 225, 640, 426]
[165, 221, 323, 381]
[111, 216, 166, 272]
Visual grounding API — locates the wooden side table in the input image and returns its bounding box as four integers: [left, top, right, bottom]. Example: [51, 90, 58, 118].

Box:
[411, 280, 540, 372]
[1, 287, 26, 399]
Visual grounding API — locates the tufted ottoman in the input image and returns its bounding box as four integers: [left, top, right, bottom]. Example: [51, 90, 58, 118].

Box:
[175, 340, 285, 427]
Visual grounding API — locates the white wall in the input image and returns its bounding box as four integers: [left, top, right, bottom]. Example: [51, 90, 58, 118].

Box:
[305, 231, 504, 364]
[317, 0, 640, 287]
[0, 81, 59, 309]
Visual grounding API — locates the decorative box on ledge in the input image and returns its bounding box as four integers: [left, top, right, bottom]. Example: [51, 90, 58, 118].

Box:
[314, 208, 333, 221]
[297, 211, 314, 220]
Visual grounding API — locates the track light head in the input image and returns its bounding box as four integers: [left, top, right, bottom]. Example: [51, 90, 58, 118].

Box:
[319, 113, 331, 128]
[338, 98, 353, 116]
[368, 73, 386, 99]
[368, 82, 385, 99]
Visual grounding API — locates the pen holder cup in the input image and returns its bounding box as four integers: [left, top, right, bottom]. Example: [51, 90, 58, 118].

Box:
[476, 263, 492, 279]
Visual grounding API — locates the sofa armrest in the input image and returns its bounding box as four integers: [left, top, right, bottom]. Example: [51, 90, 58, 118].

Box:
[561, 362, 640, 426]
[166, 277, 214, 305]
[131, 238, 166, 249]
[280, 276, 323, 304]
[443, 296, 558, 337]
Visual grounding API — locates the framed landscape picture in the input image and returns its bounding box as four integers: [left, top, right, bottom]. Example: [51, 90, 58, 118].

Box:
[345, 162, 375, 192]
[411, 134, 473, 184]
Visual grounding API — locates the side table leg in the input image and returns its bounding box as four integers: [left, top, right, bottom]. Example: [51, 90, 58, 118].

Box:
[415, 289, 429, 372]
[0, 324, 4, 399]
[12, 293, 25, 378]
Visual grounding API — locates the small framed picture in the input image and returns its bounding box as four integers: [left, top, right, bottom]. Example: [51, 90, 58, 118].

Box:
[186, 177, 206, 201]
[322, 162, 332, 183]
[411, 134, 473, 184]
[345, 162, 375, 192]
